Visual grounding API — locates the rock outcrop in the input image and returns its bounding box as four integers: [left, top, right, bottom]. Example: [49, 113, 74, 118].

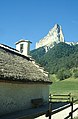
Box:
[36, 24, 65, 51]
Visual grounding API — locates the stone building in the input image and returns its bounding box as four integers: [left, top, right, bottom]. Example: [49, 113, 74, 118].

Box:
[36, 24, 65, 51]
[0, 40, 52, 118]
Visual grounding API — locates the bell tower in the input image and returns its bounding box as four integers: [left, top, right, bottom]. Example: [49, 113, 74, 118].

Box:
[15, 39, 32, 56]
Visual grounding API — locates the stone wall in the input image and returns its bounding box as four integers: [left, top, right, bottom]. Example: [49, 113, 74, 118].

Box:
[0, 81, 49, 116]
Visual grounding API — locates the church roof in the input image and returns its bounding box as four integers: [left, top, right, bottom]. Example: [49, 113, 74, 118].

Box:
[0, 44, 52, 84]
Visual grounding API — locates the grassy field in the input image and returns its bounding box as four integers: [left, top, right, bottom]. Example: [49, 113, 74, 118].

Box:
[50, 77, 78, 100]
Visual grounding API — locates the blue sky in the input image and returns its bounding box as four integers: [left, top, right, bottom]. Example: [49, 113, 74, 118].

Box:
[0, 0, 78, 50]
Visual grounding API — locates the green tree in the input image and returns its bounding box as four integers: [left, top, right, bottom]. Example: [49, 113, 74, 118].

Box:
[56, 69, 71, 80]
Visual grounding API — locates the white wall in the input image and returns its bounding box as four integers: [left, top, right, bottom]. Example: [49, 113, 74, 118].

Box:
[0, 82, 49, 116]
[16, 41, 30, 56]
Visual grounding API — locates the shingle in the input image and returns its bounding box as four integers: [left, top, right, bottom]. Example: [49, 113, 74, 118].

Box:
[0, 44, 52, 84]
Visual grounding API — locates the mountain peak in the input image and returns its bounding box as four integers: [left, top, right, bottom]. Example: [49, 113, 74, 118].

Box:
[36, 24, 65, 51]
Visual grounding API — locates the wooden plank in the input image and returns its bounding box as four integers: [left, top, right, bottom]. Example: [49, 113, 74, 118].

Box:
[52, 94, 71, 97]
[50, 98, 70, 100]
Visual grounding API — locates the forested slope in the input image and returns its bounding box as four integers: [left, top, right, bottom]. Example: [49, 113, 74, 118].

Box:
[30, 42, 78, 80]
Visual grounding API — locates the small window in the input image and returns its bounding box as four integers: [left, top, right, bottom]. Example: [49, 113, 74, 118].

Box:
[20, 44, 23, 53]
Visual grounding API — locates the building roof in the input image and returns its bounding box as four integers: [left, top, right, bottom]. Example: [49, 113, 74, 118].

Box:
[0, 44, 52, 84]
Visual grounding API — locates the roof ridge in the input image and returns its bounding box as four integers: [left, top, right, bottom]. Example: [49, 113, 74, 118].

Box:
[0, 43, 33, 61]
[0, 43, 52, 84]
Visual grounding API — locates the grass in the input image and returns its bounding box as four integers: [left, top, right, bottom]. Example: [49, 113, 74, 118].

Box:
[50, 77, 78, 100]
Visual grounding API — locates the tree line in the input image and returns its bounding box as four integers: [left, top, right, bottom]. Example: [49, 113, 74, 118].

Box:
[30, 42, 78, 80]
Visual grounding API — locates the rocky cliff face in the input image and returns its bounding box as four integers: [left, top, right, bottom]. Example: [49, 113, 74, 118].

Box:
[36, 24, 65, 51]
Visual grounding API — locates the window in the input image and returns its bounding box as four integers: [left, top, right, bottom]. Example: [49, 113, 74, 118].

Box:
[20, 44, 23, 53]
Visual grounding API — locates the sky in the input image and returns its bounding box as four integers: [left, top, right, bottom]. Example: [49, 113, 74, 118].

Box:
[0, 0, 78, 50]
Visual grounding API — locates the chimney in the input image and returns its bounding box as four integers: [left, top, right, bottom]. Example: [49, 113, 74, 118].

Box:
[15, 39, 32, 56]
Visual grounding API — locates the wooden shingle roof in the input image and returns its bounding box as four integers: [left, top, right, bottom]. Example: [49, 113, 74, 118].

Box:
[0, 44, 52, 84]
